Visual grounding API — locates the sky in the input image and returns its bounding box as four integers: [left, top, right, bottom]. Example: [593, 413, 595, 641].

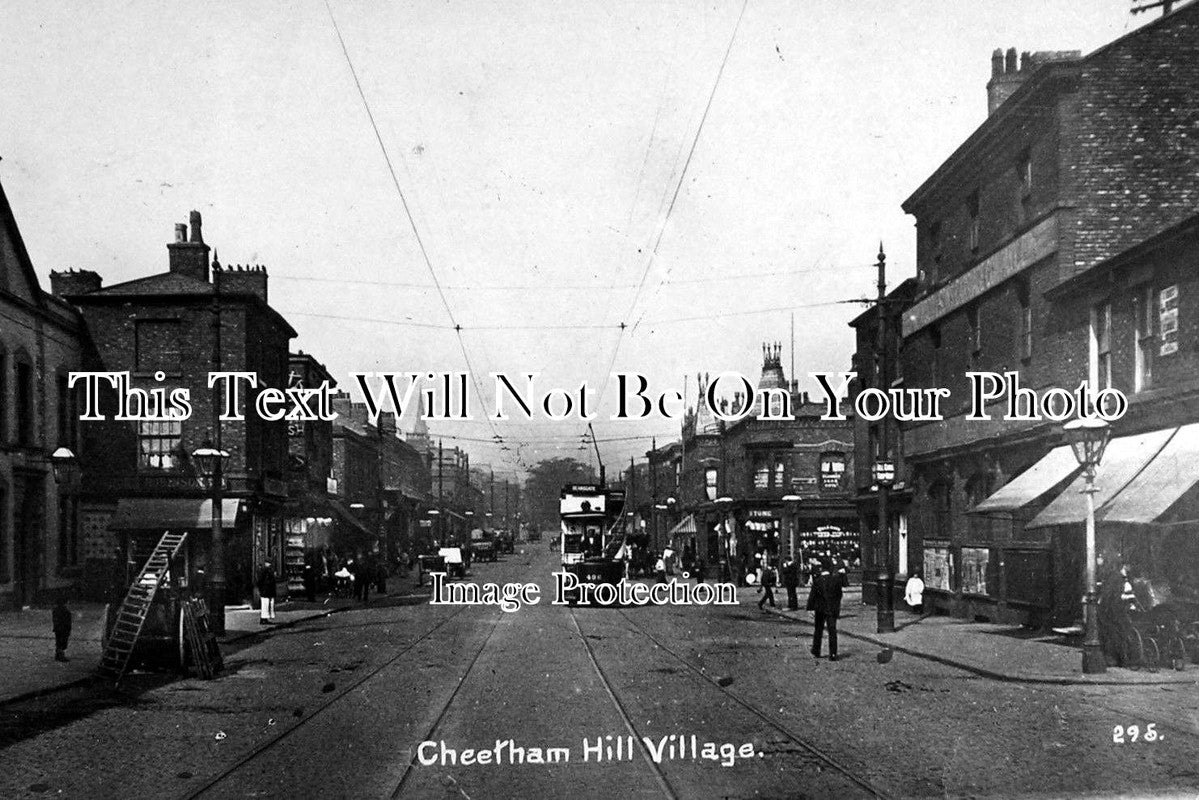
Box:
[0, 0, 1147, 479]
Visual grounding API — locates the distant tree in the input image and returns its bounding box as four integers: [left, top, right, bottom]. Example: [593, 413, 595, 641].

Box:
[524, 457, 597, 531]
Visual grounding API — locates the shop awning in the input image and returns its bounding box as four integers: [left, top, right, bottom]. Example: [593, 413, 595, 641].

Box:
[109, 498, 240, 530]
[970, 446, 1080, 514]
[668, 514, 697, 536]
[330, 501, 375, 538]
[1100, 423, 1199, 524]
[1026, 428, 1175, 529]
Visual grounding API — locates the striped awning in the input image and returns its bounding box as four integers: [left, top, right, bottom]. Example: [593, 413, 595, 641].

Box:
[668, 514, 697, 536]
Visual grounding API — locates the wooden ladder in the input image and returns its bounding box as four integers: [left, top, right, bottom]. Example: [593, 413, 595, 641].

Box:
[98, 531, 187, 683]
[181, 597, 222, 679]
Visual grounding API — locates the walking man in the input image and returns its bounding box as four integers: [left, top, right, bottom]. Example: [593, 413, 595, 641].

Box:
[807, 557, 845, 660]
[257, 560, 278, 625]
[52, 597, 72, 662]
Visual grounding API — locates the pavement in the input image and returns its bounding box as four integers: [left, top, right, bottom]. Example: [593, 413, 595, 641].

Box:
[757, 584, 1199, 685]
[0, 567, 429, 706]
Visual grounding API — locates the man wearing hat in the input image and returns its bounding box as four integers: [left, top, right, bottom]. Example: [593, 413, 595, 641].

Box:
[806, 557, 846, 660]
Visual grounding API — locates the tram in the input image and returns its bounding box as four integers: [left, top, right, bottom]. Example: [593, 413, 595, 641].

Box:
[559, 484, 627, 604]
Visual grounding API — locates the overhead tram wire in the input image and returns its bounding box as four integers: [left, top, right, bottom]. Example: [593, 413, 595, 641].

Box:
[323, 0, 514, 465]
[581, 0, 752, 469]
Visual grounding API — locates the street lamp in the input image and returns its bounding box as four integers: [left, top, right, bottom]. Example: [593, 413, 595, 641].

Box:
[193, 439, 230, 634]
[715, 496, 734, 582]
[49, 446, 79, 486]
[873, 459, 896, 633]
[1064, 417, 1111, 674]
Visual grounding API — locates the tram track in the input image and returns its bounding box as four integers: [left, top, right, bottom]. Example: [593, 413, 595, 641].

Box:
[177, 604, 473, 800]
[609, 607, 894, 800]
[387, 609, 505, 798]
[569, 607, 680, 800]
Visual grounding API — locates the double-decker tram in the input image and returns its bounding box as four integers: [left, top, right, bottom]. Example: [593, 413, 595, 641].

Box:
[559, 484, 626, 604]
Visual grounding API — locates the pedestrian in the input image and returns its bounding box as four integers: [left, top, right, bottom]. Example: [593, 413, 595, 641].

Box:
[904, 570, 925, 615]
[654, 555, 667, 584]
[352, 556, 370, 604]
[52, 597, 72, 662]
[256, 561, 278, 624]
[375, 559, 388, 595]
[302, 560, 317, 602]
[694, 558, 706, 584]
[807, 557, 845, 660]
[782, 558, 800, 610]
[757, 563, 777, 611]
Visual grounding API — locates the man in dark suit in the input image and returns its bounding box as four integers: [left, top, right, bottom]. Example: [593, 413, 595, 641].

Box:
[806, 558, 846, 660]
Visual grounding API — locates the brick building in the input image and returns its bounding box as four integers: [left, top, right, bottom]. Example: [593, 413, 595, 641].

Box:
[0, 180, 88, 608]
[890, 5, 1199, 626]
[648, 345, 856, 585]
[55, 211, 294, 605]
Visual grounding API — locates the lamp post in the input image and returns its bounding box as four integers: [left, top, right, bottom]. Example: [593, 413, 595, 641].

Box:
[1064, 417, 1111, 674]
[193, 440, 230, 635]
[873, 459, 896, 633]
[715, 496, 733, 582]
[782, 495, 801, 565]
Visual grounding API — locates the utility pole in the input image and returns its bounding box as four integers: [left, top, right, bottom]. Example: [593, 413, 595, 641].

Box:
[437, 439, 444, 546]
[876, 243, 896, 634]
[208, 261, 225, 635]
[489, 468, 495, 526]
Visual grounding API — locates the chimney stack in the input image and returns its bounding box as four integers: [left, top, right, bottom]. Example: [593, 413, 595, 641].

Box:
[167, 210, 211, 283]
[986, 47, 1082, 117]
[49, 268, 103, 297]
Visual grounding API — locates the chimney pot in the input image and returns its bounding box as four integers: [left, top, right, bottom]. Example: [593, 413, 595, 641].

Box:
[991, 48, 1004, 77]
[1005, 47, 1018, 73]
[175, 223, 187, 243]
[189, 210, 203, 243]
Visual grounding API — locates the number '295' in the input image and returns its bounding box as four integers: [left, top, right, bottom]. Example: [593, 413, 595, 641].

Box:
[1113, 724, 1160, 743]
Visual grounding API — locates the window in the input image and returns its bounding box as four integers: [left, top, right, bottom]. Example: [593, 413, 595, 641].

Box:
[1017, 282, 1032, 361]
[1090, 301, 1112, 390]
[820, 453, 846, 490]
[967, 306, 982, 361]
[16, 360, 33, 446]
[961, 547, 991, 595]
[1159, 285, 1179, 356]
[1017, 148, 1032, 193]
[135, 319, 182, 373]
[138, 417, 183, 469]
[967, 190, 981, 253]
[773, 459, 786, 487]
[753, 457, 770, 490]
[0, 488, 5, 582]
[1134, 285, 1154, 393]
[923, 542, 952, 591]
[927, 221, 943, 284]
[929, 325, 942, 386]
[704, 467, 718, 501]
[0, 350, 6, 444]
[1017, 148, 1033, 221]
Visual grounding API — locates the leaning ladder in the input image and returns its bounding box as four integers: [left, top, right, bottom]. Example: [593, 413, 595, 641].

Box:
[98, 530, 187, 683]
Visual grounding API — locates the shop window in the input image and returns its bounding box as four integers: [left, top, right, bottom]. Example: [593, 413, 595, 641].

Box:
[960, 547, 992, 595]
[1134, 284, 1154, 393]
[820, 453, 846, 490]
[138, 417, 183, 470]
[923, 542, 953, 591]
[1090, 300, 1112, 390]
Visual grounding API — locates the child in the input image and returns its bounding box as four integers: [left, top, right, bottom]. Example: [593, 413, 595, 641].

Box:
[53, 598, 72, 662]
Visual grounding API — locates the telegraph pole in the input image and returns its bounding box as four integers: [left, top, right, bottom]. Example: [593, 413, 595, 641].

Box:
[875, 243, 896, 634]
[208, 261, 225, 634]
